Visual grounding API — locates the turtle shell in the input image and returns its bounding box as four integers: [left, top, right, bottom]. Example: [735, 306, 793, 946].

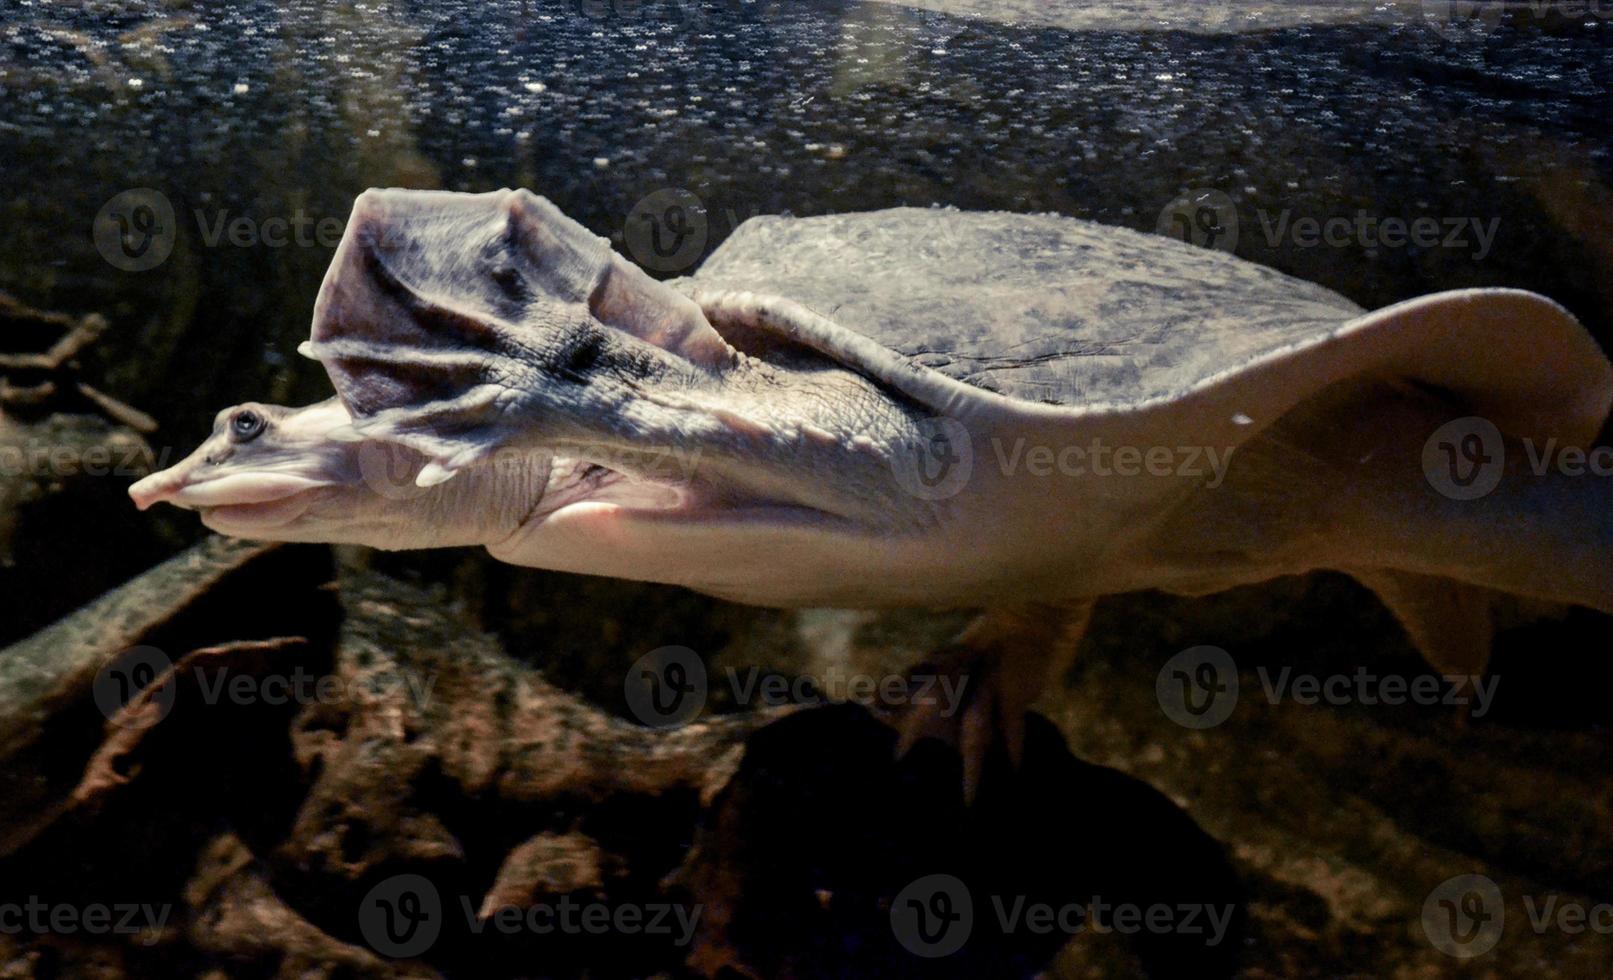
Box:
[304, 190, 1611, 454]
[683, 207, 1611, 447]
[690, 208, 1363, 407]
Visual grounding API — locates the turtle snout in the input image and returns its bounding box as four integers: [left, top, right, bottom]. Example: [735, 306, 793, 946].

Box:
[129, 437, 221, 511]
[128, 466, 190, 511]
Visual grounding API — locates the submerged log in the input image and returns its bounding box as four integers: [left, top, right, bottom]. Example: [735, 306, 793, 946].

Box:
[0, 290, 165, 637]
[0, 539, 1239, 978]
[0, 537, 325, 856]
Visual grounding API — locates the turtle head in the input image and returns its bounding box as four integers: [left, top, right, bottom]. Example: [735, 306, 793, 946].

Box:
[301, 189, 948, 519]
[132, 188, 982, 606]
[128, 397, 544, 548]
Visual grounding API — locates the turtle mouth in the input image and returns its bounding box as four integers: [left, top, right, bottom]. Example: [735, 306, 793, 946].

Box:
[129, 468, 336, 530]
[168, 472, 334, 509]
[199, 489, 321, 531]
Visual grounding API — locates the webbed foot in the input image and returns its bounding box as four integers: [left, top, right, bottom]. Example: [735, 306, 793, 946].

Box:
[891, 602, 1093, 802]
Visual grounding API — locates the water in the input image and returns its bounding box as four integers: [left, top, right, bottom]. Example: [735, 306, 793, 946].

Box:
[2, 0, 1610, 449]
[4, 4, 1613, 975]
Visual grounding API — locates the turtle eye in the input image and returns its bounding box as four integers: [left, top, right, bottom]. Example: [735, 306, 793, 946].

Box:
[230, 409, 267, 443]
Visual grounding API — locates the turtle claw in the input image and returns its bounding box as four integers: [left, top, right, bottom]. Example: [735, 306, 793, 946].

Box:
[891, 603, 1094, 803]
[894, 642, 1035, 803]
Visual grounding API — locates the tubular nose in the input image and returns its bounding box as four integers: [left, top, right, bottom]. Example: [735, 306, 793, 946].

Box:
[128, 469, 184, 511]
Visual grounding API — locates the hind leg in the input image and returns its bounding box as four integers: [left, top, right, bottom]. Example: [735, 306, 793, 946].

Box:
[893, 601, 1093, 801]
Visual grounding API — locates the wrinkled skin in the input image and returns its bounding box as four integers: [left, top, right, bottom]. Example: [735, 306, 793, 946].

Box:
[132, 188, 1613, 793]
[130, 190, 1613, 611]
[130, 398, 551, 549]
[134, 190, 1082, 611]
[129, 343, 947, 609]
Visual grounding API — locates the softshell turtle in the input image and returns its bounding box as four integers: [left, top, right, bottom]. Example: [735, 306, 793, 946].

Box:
[131, 188, 1613, 790]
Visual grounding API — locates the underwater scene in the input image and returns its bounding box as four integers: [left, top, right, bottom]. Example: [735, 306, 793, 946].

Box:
[1, 1, 1612, 976]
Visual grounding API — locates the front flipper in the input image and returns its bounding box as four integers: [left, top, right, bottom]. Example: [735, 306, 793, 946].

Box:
[894, 602, 1094, 801]
[302, 188, 733, 485]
